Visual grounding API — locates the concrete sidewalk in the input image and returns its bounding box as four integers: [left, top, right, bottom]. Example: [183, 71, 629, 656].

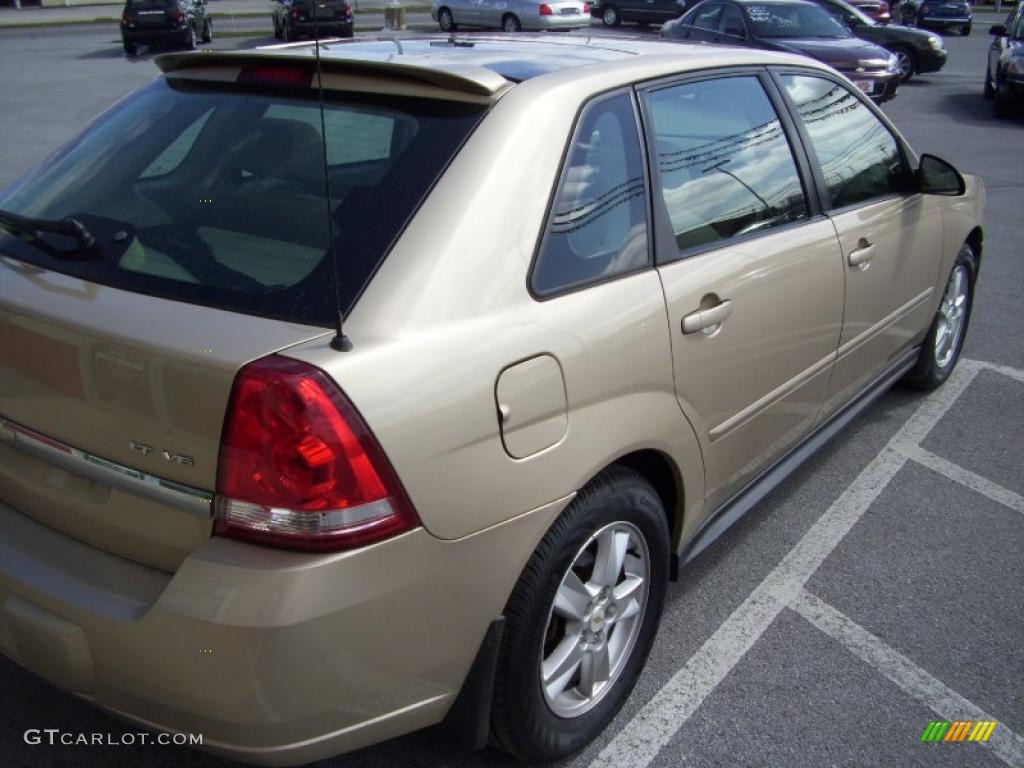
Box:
[0, 0, 428, 27]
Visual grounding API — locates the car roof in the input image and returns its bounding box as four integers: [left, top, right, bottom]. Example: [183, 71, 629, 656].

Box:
[157, 34, 828, 100]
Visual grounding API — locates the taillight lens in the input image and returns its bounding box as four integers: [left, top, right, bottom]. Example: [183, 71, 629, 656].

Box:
[539, 3, 553, 14]
[215, 356, 419, 552]
[175, 10, 184, 22]
[583, 2, 590, 12]
[291, 7, 300, 17]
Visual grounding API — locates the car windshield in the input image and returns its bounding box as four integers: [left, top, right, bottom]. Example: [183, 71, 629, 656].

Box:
[0, 77, 486, 327]
[747, 2, 852, 37]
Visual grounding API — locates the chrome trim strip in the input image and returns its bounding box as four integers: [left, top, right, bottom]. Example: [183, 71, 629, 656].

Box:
[836, 288, 933, 360]
[710, 350, 837, 442]
[0, 416, 212, 519]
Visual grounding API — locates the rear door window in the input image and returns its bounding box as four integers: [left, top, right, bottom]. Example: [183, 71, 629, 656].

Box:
[644, 75, 809, 257]
[0, 78, 485, 327]
[531, 92, 650, 297]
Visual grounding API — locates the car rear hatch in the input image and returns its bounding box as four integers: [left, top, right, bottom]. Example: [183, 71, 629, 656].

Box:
[293, 0, 352, 22]
[0, 51, 500, 572]
[126, 0, 180, 28]
[0, 270, 327, 572]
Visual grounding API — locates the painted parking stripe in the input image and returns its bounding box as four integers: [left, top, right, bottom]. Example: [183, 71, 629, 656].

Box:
[792, 589, 1024, 767]
[588, 361, 981, 768]
[895, 443, 1024, 515]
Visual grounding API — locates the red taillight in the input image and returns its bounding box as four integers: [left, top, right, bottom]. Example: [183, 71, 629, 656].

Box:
[583, 2, 590, 12]
[237, 65, 314, 87]
[539, 3, 553, 14]
[291, 7, 300, 17]
[175, 9, 184, 22]
[215, 356, 419, 552]
[121, 10, 129, 22]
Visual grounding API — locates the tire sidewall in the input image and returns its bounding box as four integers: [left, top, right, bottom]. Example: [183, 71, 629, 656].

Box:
[909, 244, 976, 389]
[602, 5, 619, 26]
[494, 470, 669, 760]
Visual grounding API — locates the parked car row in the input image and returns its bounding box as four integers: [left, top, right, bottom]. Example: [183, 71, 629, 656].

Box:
[662, 0, 903, 101]
[985, 4, 1024, 116]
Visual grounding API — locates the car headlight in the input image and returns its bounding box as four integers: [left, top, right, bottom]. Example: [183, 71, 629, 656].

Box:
[927, 35, 942, 51]
[887, 53, 900, 73]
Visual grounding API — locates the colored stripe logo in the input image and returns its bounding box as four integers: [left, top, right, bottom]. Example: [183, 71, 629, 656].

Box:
[921, 721, 997, 742]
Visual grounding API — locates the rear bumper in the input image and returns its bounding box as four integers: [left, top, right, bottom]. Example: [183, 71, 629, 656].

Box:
[121, 24, 191, 43]
[917, 15, 971, 28]
[0, 496, 567, 765]
[525, 14, 592, 29]
[289, 20, 354, 36]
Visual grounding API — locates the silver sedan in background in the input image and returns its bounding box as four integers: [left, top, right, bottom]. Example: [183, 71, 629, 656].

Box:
[431, 0, 593, 31]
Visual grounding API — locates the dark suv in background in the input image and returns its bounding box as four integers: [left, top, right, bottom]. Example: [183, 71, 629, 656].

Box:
[898, 0, 972, 35]
[120, 0, 211, 56]
[272, 0, 355, 40]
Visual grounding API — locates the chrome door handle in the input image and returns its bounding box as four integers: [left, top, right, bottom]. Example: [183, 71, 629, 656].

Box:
[682, 299, 733, 334]
[848, 241, 875, 267]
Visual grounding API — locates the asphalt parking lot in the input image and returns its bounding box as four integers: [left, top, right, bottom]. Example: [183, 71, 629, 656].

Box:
[0, 16, 1022, 768]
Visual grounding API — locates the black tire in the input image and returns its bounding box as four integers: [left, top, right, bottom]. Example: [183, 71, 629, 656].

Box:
[601, 4, 620, 26]
[202, 19, 212, 42]
[501, 13, 521, 32]
[993, 78, 1015, 118]
[961, 23, 971, 36]
[891, 45, 916, 83]
[490, 466, 670, 762]
[905, 243, 976, 391]
[983, 64, 995, 99]
[437, 6, 456, 31]
[184, 23, 197, 50]
[122, 40, 137, 56]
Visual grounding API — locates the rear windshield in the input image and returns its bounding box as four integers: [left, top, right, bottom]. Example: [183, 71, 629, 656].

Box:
[0, 77, 485, 327]
[127, 0, 176, 9]
[747, 3, 851, 37]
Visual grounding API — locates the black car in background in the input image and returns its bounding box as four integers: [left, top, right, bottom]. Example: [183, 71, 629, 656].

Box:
[985, 6, 1024, 117]
[897, 0, 972, 36]
[591, 0, 694, 27]
[663, 0, 901, 102]
[806, 0, 946, 81]
[272, 0, 355, 40]
[120, 0, 211, 56]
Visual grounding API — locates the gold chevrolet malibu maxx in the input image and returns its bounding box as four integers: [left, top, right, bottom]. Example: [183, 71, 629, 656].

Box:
[0, 34, 983, 765]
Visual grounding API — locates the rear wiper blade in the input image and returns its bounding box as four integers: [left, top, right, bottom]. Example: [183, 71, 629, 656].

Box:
[0, 208, 97, 256]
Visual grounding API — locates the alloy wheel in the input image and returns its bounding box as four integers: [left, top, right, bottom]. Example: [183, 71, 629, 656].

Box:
[934, 264, 968, 368]
[539, 521, 650, 718]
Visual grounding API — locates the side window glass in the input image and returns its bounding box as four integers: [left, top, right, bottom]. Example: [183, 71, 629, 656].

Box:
[718, 6, 745, 36]
[532, 93, 649, 296]
[692, 4, 722, 29]
[646, 76, 808, 256]
[781, 74, 905, 209]
[139, 108, 213, 179]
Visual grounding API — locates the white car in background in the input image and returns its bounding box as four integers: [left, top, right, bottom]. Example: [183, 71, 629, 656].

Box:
[432, 0, 593, 31]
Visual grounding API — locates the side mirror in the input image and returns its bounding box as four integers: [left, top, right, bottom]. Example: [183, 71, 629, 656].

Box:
[917, 154, 965, 196]
[990, 24, 1006, 36]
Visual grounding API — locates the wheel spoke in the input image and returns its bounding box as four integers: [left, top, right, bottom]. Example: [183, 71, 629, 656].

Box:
[542, 635, 584, 700]
[579, 643, 611, 699]
[554, 571, 592, 621]
[592, 529, 629, 587]
[612, 574, 644, 605]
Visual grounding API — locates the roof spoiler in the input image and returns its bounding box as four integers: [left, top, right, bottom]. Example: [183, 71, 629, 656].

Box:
[155, 49, 510, 98]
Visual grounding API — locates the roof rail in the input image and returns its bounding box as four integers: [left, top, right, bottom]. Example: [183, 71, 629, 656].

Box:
[155, 49, 510, 98]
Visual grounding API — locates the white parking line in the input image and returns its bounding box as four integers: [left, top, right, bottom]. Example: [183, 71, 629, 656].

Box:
[792, 589, 1024, 768]
[895, 443, 1024, 515]
[588, 362, 982, 768]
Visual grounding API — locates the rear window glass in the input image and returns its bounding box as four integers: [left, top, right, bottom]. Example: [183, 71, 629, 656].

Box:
[127, 0, 176, 9]
[0, 78, 485, 327]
